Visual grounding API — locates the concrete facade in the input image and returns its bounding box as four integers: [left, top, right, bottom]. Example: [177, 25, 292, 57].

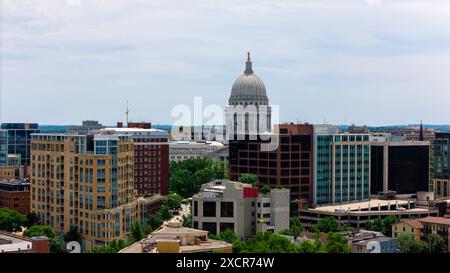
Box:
[192, 180, 290, 240]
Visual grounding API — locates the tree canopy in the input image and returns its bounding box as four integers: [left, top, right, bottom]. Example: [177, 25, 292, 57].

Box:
[279, 216, 305, 237]
[23, 225, 62, 253]
[365, 215, 399, 236]
[313, 216, 340, 233]
[169, 158, 228, 198]
[397, 233, 425, 253]
[0, 208, 27, 232]
[238, 173, 259, 186]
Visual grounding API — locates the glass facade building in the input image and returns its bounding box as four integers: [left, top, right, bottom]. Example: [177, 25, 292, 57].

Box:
[0, 123, 40, 166]
[314, 126, 371, 205]
[0, 130, 8, 166]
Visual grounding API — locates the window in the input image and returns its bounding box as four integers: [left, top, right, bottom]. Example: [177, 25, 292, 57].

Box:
[220, 202, 234, 218]
[220, 223, 235, 233]
[203, 202, 216, 217]
[193, 201, 198, 216]
[202, 222, 217, 235]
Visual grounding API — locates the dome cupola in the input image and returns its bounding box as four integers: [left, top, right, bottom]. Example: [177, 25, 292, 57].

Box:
[228, 52, 269, 106]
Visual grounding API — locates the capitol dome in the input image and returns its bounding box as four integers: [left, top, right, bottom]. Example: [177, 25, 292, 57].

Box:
[228, 53, 269, 106]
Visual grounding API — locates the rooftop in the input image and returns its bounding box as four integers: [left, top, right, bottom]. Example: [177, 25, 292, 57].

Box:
[0, 232, 32, 253]
[311, 199, 413, 213]
[400, 218, 424, 229]
[418, 216, 450, 226]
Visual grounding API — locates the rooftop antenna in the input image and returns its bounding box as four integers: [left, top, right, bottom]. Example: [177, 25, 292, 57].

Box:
[125, 100, 130, 127]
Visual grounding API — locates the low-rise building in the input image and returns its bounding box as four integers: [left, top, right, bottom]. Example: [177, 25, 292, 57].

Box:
[341, 230, 397, 253]
[192, 180, 290, 240]
[169, 141, 228, 164]
[418, 216, 450, 252]
[0, 179, 30, 214]
[392, 219, 423, 241]
[0, 231, 49, 253]
[119, 221, 232, 253]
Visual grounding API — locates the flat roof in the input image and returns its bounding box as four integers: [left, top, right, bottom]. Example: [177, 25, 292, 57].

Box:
[311, 199, 412, 212]
[0, 233, 32, 252]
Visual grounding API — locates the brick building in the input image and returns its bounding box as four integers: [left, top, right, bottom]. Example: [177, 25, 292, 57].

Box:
[0, 179, 30, 214]
[229, 123, 313, 215]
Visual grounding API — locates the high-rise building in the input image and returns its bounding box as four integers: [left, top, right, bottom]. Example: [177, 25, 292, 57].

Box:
[103, 127, 169, 195]
[30, 131, 164, 249]
[225, 53, 271, 136]
[0, 130, 8, 166]
[68, 120, 105, 135]
[434, 132, 450, 198]
[229, 123, 313, 214]
[313, 125, 371, 205]
[191, 180, 289, 240]
[0, 123, 40, 166]
[370, 134, 430, 195]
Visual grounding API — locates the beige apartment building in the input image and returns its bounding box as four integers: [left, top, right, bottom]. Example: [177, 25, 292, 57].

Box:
[30, 131, 163, 250]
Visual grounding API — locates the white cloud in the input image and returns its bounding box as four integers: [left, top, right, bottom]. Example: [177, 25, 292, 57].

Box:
[1, 0, 450, 125]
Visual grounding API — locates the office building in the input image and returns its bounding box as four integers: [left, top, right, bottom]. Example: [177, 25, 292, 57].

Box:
[102, 127, 169, 195]
[0, 130, 8, 167]
[229, 123, 313, 214]
[119, 221, 232, 253]
[313, 125, 371, 205]
[371, 134, 430, 195]
[0, 123, 40, 166]
[30, 131, 164, 249]
[68, 120, 105, 135]
[0, 179, 30, 214]
[169, 140, 228, 164]
[434, 132, 450, 198]
[192, 180, 289, 240]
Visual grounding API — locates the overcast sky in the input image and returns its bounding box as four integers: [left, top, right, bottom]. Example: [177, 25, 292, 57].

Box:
[1, 0, 450, 126]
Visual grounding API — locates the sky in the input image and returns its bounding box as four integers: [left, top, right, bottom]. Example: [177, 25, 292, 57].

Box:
[1, 0, 450, 126]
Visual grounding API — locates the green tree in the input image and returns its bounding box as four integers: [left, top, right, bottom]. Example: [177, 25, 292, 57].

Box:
[63, 226, 82, 243]
[23, 225, 56, 238]
[166, 193, 183, 210]
[23, 225, 62, 253]
[169, 158, 228, 198]
[279, 216, 305, 237]
[238, 232, 298, 253]
[158, 205, 173, 220]
[365, 215, 399, 236]
[323, 232, 350, 253]
[181, 213, 192, 228]
[131, 221, 145, 243]
[397, 233, 425, 253]
[238, 173, 259, 186]
[260, 185, 271, 194]
[26, 212, 38, 228]
[0, 208, 27, 232]
[146, 213, 163, 231]
[313, 216, 340, 233]
[424, 233, 447, 253]
[88, 239, 127, 253]
[213, 229, 239, 244]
